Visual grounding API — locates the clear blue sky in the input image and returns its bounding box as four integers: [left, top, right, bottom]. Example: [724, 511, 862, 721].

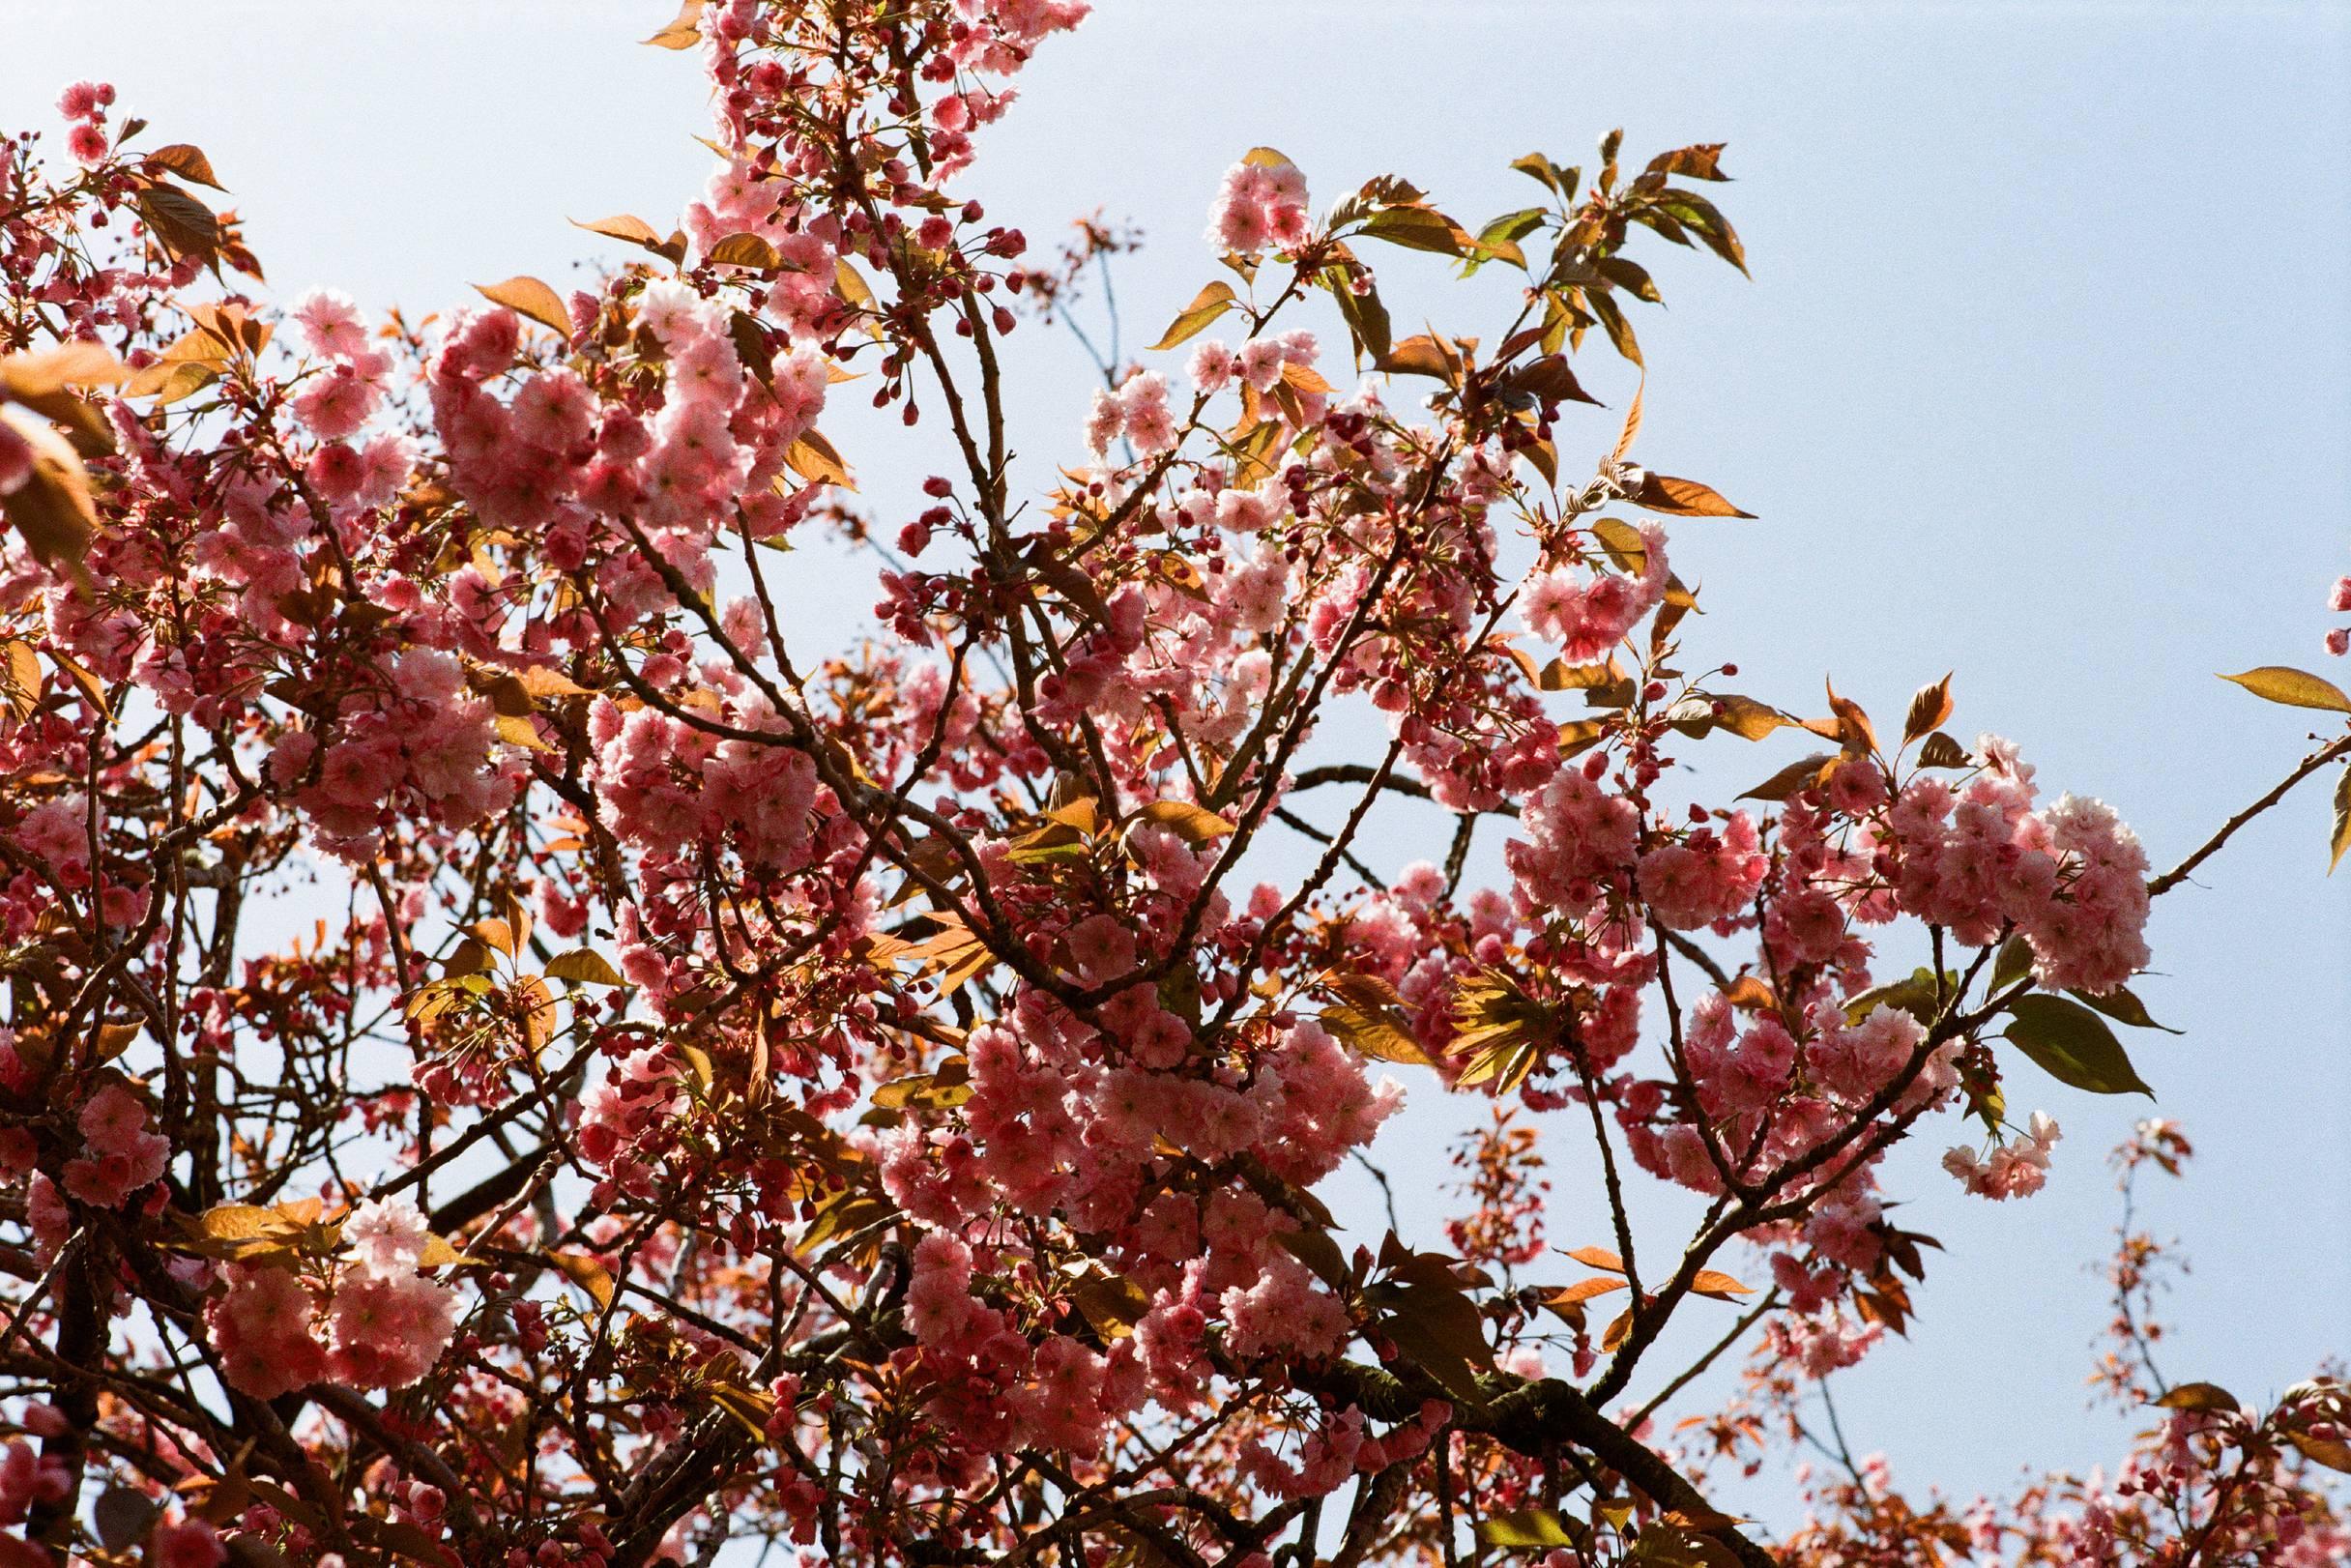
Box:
[8, 0, 2346, 1535]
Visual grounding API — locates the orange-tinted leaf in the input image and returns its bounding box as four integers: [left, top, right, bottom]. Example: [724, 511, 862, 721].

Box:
[1630, 472, 1753, 518]
[707, 232, 781, 270]
[1904, 672, 1955, 743]
[785, 429, 854, 489]
[1563, 1245, 1626, 1273]
[1916, 731, 1971, 769]
[146, 143, 224, 190]
[547, 1249, 617, 1307]
[2218, 666, 2351, 714]
[1133, 799, 1235, 844]
[575, 213, 663, 247]
[2154, 1381, 2240, 1414]
[475, 276, 572, 336]
[1738, 752, 1836, 803]
[1546, 1276, 1630, 1306]
[643, 0, 705, 47]
[2329, 765, 2350, 875]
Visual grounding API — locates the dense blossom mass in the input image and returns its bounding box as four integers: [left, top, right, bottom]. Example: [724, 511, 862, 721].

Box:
[0, 3, 2344, 1566]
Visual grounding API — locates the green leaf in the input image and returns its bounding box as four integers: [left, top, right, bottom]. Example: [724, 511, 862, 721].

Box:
[2002, 994, 2154, 1097]
[1479, 207, 1549, 253]
[1330, 270, 1392, 363]
[1843, 967, 1957, 1026]
[2218, 666, 2351, 714]
[1988, 934, 2035, 994]
[1478, 1507, 1587, 1550]
[1357, 205, 1471, 257]
[1148, 281, 1235, 352]
[2071, 984, 2181, 1034]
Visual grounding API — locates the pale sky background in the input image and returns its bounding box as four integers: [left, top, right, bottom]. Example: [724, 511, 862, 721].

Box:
[6, 0, 2348, 1543]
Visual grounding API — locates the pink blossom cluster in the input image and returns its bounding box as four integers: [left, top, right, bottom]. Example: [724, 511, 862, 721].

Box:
[1206, 158, 1311, 255]
[1878, 737, 2151, 994]
[1943, 1110, 2061, 1200]
[1239, 1398, 1449, 1500]
[1520, 522, 1669, 664]
[202, 1197, 456, 1399]
[586, 693, 820, 873]
[53, 78, 114, 165]
[877, 998, 1406, 1463]
[0, 1426, 72, 1536]
[2327, 573, 2351, 656]
[60, 1081, 168, 1208]
[267, 647, 517, 860]
[1083, 369, 1176, 456]
[287, 288, 410, 507]
[577, 1043, 690, 1205]
[1185, 330, 1321, 400]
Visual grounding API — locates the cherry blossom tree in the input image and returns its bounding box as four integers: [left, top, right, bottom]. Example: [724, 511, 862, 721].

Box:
[0, 4, 2344, 1566]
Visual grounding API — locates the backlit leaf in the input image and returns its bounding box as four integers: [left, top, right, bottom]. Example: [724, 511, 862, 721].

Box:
[1545, 1276, 1628, 1306]
[2288, 1432, 2351, 1473]
[1904, 673, 1955, 743]
[1691, 1269, 1755, 1300]
[0, 406, 99, 588]
[784, 429, 854, 489]
[707, 232, 782, 270]
[1478, 1508, 1585, 1550]
[2332, 766, 2351, 875]
[1915, 731, 1971, 769]
[146, 143, 224, 190]
[1644, 143, 1731, 182]
[1321, 1003, 1434, 1066]
[574, 213, 663, 247]
[2154, 1381, 2240, 1414]
[643, 0, 705, 47]
[1358, 204, 1471, 257]
[474, 276, 572, 336]
[1133, 799, 1235, 844]
[134, 184, 219, 265]
[545, 948, 624, 987]
[2071, 983, 2180, 1034]
[2218, 666, 2351, 714]
[1630, 472, 1754, 519]
[1738, 752, 1836, 803]
[546, 1250, 617, 1308]
[1148, 281, 1235, 352]
[1708, 693, 1790, 740]
[1379, 334, 1460, 383]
